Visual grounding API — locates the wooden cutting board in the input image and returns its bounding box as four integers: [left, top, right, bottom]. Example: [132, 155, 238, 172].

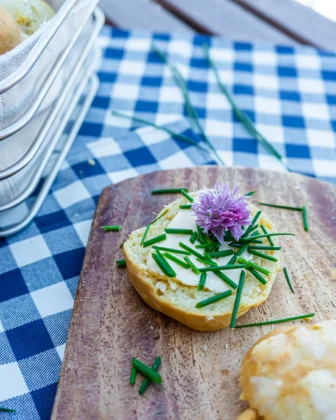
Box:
[52, 167, 336, 420]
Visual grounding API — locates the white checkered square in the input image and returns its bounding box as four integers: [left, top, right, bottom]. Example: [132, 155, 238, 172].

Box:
[10, 235, 51, 267]
[31, 282, 74, 318]
[54, 180, 91, 209]
[0, 362, 28, 400]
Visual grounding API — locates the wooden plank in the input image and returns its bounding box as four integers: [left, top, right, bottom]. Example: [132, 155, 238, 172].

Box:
[52, 167, 336, 420]
[156, 0, 297, 43]
[236, 0, 336, 51]
[99, 0, 192, 32]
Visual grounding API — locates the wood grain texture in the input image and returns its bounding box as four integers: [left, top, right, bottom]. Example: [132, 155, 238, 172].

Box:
[99, 0, 191, 32]
[236, 0, 336, 51]
[156, 0, 296, 43]
[52, 167, 336, 420]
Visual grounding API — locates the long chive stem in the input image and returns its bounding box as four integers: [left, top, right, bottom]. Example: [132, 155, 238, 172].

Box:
[152, 44, 226, 166]
[242, 211, 262, 238]
[101, 225, 121, 232]
[132, 358, 162, 384]
[165, 228, 193, 235]
[203, 44, 290, 171]
[116, 259, 127, 268]
[196, 290, 232, 308]
[163, 253, 190, 269]
[143, 234, 167, 248]
[284, 267, 295, 293]
[237, 257, 270, 276]
[235, 313, 315, 328]
[139, 356, 161, 395]
[228, 244, 249, 265]
[196, 244, 208, 249]
[247, 245, 281, 251]
[244, 191, 256, 197]
[247, 268, 267, 285]
[151, 209, 169, 224]
[196, 257, 217, 266]
[184, 257, 201, 274]
[196, 225, 205, 244]
[180, 204, 192, 209]
[260, 225, 274, 246]
[198, 272, 207, 290]
[130, 367, 137, 385]
[112, 110, 209, 153]
[179, 242, 205, 260]
[230, 271, 245, 328]
[152, 252, 176, 278]
[239, 233, 295, 243]
[153, 246, 190, 255]
[141, 210, 169, 247]
[302, 206, 309, 232]
[247, 249, 278, 262]
[180, 189, 194, 202]
[190, 231, 198, 244]
[0, 408, 16, 413]
[214, 271, 238, 289]
[209, 249, 234, 258]
[258, 202, 302, 211]
[152, 188, 188, 195]
[199, 264, 247, 272]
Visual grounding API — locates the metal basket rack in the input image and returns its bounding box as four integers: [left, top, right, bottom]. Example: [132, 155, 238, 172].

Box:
[0, 7, 104, 237]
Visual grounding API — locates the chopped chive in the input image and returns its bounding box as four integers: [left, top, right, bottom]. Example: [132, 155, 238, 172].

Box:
[249, 240, 263, 244]
[184, 257, 201, 274]
[242, 211, 262, 238]
[196, 257, 217, 266]
[203, 44, 290, 171]
[163, 253, 189, 269]
[197, 225, 205, 244]
[210, 242, 220, 253]
[302, 206, 309, 232]
[284, 267, 295, 293]
[237, 257, 270, 276]
[258, 202, 302, 211]
[247, 268, 267, 285]
[260, 225, 274, 246]
[235, 313, 315, 328]
[112, 110, 209, 153]
[244, 191, 256, 197]
[152, 246, 190, 255]
[116, 259, 126, 268]
[139, 356, 161, 395]
[209, 249, 234, 258]
[190, 231, 198, 244]
[132, 358, 162, 384]
[247, 249, 278, 262]
[198, 272, 207, 290]
[143, 233, 167, 248]
[141, 225, 151, 246]
[180, 189, 194, 202]
[195, 244, 207, 249]
[203, 252, 213, 262]
[152, 252, 176, 278]
[199, 264, 247, 273]
[247, 245, 281, 251]
[165, 228, 193, 235]
[214, 271, 238, 289]
[0, 408, 16, 413]
[196, 290, 232, 308]
[152, 188, 188, 195]
[130, 367, 137, 385]
[101, 225, 120, 232]
[179, 242, 205, 260]
[120, 243, 124, 248]
[228, 244, 249, 265]
[153, 45, 226, 166]
[151, 209, 169, 224]
[180, 204, 192, 209]
[239, 233, 295, 243]
[230, 271, 245, 328]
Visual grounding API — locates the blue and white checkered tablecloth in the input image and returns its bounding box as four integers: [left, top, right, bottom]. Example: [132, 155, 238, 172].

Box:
[1, 27, 336, 419]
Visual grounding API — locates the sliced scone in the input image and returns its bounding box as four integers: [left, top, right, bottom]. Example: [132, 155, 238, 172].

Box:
[124, 188, 281, 331]
[239, 319, 336, 420]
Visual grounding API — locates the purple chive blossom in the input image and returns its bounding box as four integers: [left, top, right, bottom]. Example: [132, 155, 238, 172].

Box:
[192, 182, 251, 243]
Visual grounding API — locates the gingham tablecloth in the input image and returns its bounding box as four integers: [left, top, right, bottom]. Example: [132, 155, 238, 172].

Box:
[1, 27, 336, 419]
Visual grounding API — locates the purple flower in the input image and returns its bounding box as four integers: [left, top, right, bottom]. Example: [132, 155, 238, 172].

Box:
[192, 182, 251, 243]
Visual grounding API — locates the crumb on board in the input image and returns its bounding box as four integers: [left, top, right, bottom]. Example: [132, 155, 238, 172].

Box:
[87, 158, 96, 166]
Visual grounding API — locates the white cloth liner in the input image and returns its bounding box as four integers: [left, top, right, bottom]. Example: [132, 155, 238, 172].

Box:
[0, 0, 99, 205]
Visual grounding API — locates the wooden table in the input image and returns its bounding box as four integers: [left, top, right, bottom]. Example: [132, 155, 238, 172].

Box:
[99, 0, 336, 51]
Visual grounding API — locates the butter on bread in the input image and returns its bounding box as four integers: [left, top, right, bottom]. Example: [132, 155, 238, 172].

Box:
[240, 319, 336, 420]
[123, 192, 281, 331]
